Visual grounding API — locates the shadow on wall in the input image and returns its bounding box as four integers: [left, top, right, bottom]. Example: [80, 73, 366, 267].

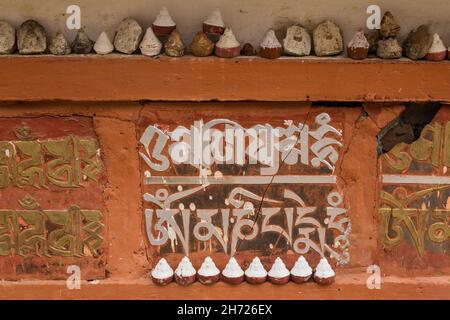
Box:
[377, 102, 442, 155]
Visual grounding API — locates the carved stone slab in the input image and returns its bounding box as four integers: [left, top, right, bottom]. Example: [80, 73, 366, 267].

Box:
[0, 117, 107, 280]
[138, 104, 351, 270]
[379, 107, 450, 271]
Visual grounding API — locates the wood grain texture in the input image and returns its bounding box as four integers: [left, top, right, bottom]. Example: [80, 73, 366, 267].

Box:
[1, 274, 450, 300]
[0, 55, 449, 102]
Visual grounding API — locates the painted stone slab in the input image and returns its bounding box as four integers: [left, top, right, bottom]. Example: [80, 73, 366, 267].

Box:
[138, 104, 351, 271]
[0, 117, 106, 280]
[379, 107, 450, 271]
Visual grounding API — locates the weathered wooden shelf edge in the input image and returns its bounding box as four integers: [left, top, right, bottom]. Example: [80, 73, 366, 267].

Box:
[0, 54, 449, 103]
[1, 274, 450, 299]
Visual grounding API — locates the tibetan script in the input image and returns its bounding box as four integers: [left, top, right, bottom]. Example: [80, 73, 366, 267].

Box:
[139, 108, 351, 266]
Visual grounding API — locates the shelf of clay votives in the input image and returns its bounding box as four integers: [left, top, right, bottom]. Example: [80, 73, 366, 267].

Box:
[0, 53, 448, 103]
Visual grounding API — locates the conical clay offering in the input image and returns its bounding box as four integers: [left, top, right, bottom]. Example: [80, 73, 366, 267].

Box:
[139, 27, 162, 57]
[94, 32, 114, 55]
[72, 28, 93, 54]
[426, 33, 446, 61]
[190, 31, 214, 57]
[215, 28, 240, 58]
[49, 32, 71, 55]
[164, 30, 185, 57]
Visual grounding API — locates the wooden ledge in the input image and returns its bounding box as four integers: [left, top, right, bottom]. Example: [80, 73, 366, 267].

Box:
[0, 54, 449, 102]
[1, 274, 450, 299]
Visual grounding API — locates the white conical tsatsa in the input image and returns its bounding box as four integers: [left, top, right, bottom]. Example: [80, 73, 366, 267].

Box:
[94, 32, 114, 55]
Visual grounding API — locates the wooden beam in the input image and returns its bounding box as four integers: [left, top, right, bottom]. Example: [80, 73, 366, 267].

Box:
[0, 55, 448, 102]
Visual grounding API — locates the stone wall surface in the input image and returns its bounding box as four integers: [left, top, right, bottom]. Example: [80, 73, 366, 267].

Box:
[0, 101, 448, 288]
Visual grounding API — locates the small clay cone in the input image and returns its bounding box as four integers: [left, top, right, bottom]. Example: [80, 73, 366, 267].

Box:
[190, 31, 214, 57]
[259, 29, 282, 59]
[425, 33, 446, 61]
[215, 28, 240, 58]
[174, 256, 197, 286]
[313, 257, 336, 285]
[151, 258, 174, 286]
[139, 27, 162, 57]
[164, 30, 185, 57]
[197, 256, 220, 285]
[244, 257, 267, 284]
[290, 256, 313, 284]
[377, 38, 402, 59]
[347, 31, 369, 60]
[94, 31, 114, 55]
[152, 7, 176, 44]
[49, 32, 71, 55]
[203, 9, 225, 43]
[267, 257, 290, 285]
[221, 257, 244, 284]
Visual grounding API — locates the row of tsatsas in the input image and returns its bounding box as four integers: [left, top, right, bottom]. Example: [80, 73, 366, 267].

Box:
[0, 8, 448, 60]
[151, 255, 336, 286]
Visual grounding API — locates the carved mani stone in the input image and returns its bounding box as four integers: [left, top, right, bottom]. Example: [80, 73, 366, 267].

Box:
[17, 20, 46, 54]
